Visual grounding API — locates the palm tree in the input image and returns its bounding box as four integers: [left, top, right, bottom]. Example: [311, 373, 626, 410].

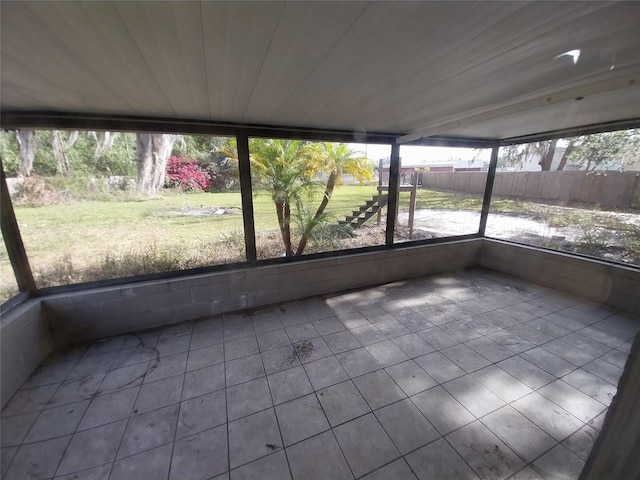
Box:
[218, 139, 374, 256]
[250, 139, 319, 256]
[295, 143, 374, 255]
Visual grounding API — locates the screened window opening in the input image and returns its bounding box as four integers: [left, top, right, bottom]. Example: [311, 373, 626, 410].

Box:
[1, 130, 244, 289]
[249, 139, 389, 259]
[0, 231, 19, 305]
[486, 129, 640, 267]
[394, 145, 491, 243]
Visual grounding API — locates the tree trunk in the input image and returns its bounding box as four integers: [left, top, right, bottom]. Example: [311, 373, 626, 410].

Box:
[284, 202, 293, 257]
[556, 142, 575, 171]
[51, 131, 79, 175]
[136, 133, 178, 195]
[275, 199, 293, 256]
[538, 139, 558, 171]
[91, 131, 118, 160]
[295, 170, 337, 256]
[15, 130, 36, 177]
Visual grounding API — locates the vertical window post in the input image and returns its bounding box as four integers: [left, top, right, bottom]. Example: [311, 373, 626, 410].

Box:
[236, 133, 257, 263]
[386, 143, 401, 245]
[478, 144, 499, 236]
[0, 159, 37, 295]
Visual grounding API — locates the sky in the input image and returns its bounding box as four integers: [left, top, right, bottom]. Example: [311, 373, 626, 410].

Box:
[349, 143, 492, 165]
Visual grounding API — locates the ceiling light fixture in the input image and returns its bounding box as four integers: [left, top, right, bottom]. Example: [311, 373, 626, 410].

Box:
[554, 49, 581, 65]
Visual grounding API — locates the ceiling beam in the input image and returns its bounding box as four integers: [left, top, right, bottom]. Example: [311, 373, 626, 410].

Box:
[0, 111, 398, 144]
[397, 73, 639, 144]
[500, 118, 640, 146]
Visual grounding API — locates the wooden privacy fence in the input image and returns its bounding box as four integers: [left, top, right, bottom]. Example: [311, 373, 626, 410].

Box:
[420, 171, 640, 209]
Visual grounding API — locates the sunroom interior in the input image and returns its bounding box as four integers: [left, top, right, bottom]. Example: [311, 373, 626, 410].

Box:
[1, 2, 640, 480]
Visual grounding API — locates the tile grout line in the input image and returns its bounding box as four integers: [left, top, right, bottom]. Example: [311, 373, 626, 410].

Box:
[221, 319, 231, 478]
[256, 318, 294, 480]
[62, 336, 135, 477]
[104, 333, 160, 480]
[165, 321, 193, 480]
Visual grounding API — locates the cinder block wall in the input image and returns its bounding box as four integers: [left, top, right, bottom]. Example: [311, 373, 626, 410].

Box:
[43, 239, 483, 347]
[481, 239, 640, 314]
[1, 299, 53, 408]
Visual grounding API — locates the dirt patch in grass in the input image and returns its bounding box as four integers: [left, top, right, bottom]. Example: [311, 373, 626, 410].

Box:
[161, 206, 242, 217]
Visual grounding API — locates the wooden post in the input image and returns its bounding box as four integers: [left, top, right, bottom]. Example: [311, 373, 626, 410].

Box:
[377, 158, 383, 226]
[408, 172, 418, 239]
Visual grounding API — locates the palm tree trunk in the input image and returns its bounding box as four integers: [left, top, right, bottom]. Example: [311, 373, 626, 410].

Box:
[284, 202, 293, 256]
[295, 171, 337, 256]
[275, 200, 293, 257]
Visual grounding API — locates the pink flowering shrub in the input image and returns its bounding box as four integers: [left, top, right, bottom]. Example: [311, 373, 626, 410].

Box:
[165, 154, 211, 191]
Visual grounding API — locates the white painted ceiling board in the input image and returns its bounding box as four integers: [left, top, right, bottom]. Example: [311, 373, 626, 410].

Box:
[19, 2, 142, 115]
[244, 1, 369, 123]
[355, 2, 563, 111]
[223, 2, 285, 120]
[0, 89, 50, 111]
[384, 5, 605, 116]
[2, 2, 134, 114]
[442, 86, 640, 140]
[375, 2, 633, 130]
[74, 1, 177, 117]
[280, 2, 438, 118]
[114, 2, 209, 118]
[1, 1, 638, 139]
[385, 3, 640, 134]
[200, 1, 284, 122]
[1, 56, 83, 111]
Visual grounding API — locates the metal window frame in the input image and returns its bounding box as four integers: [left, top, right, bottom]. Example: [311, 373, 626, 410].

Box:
[0, 158, 37, 295]
[1, 111, 638, 308]
[478, 145, 499, 236]
[236, 132, 257, 264]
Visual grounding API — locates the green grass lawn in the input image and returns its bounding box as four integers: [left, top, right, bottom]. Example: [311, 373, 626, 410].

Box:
[1, 186, 381, 296]
[2, 184, 637, 303]
[12, 185, 380, 260]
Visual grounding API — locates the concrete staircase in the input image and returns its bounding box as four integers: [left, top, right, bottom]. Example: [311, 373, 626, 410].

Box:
[338, 194, 388, 229]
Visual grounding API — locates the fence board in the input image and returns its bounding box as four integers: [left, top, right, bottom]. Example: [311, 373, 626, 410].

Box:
[420, 171, 640, 209]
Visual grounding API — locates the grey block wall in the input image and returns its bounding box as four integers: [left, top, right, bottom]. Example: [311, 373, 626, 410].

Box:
[481, 239, 640, 314]
[43, 239, 483, 347]
[1, 299, 53, 408]
[580, 332, 640, 480]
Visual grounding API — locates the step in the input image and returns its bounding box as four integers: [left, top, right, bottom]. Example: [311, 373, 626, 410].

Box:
[339, 195, 388, 230]
[339, 221, 358, 228]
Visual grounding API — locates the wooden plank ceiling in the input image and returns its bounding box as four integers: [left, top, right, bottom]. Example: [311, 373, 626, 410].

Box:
[1, 1, 639, 140]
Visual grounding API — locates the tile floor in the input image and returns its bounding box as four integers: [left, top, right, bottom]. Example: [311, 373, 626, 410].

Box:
[1, 268, 638, 480]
